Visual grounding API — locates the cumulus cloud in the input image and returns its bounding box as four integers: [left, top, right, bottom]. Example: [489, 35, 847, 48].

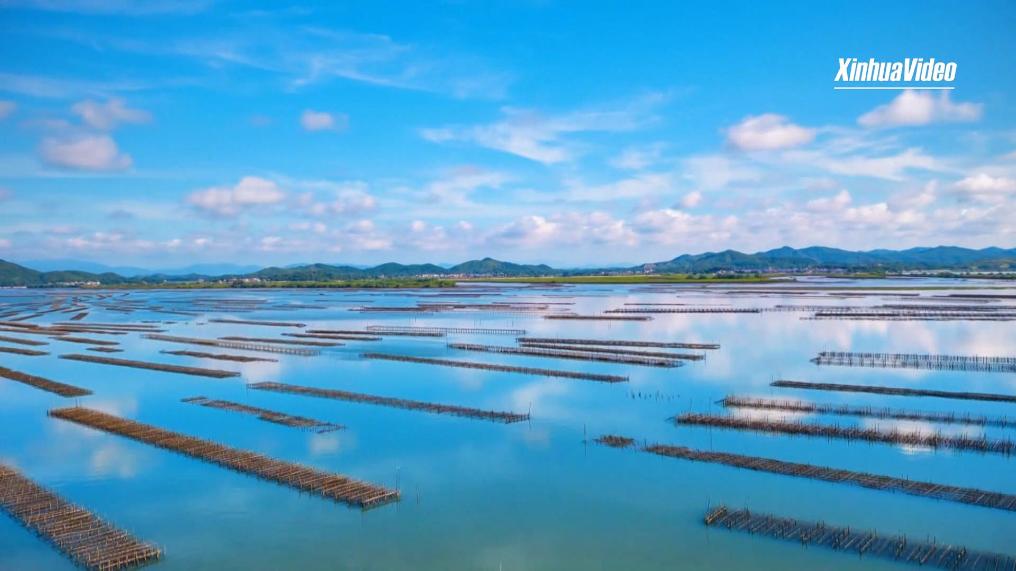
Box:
[953, 173, 1016, 204]
[858, 90, 982, 128]
[300, 182, 376, 216]
[680, 191, 702, 208]
[491, 211, 636, 248]
[300, 109, 347, 132]
[39, 134, 132, 171]
[726, 114, 815, 151]
[0, 100, 15, 119]
[71, 98, 151, 130]
[187, 176, 286, 216]
[806, 190, 852, 212]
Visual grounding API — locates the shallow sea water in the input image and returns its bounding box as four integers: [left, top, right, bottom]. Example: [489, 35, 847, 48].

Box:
[1, 279, 1015, 570]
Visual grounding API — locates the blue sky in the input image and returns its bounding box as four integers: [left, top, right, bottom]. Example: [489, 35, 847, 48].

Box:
[1, 1, 1014, 268]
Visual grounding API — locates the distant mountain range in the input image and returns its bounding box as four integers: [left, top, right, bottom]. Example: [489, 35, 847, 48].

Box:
[2, 246, 1014, 287]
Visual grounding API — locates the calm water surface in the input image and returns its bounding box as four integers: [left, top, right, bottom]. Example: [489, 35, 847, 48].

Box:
[1, 280, 1015, 570]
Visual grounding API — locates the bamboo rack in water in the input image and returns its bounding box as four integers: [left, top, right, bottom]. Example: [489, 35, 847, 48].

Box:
[367, 325, 527, 336]
[209, 318, 306, 328]
[0, 365, 91, 397]
[309, 328, 444, 338]
[0, 334, 48, 346]
[361, 352, 628, 383]
[598, 436, 1016, 511]
[517, 337, 720, 350]
[703, 506, 1016, 571]
[0, 464, 162, 571]
[60, 353, 240, 379]
[811, 351, 1016, 373]
[0, 346, 48, 356]
[250, 381, 530, 423]
[53, 336, 120, 346]
[181, 396, 343, 433]
[772, 380, 1016, 404]
[448, 342, 683, 368]
[48, 407, 399, 509]
[69, 311, 88, 321]
[219, 336, 342, 347]
[674, 413, 1015, 455]
[283, 332, 382, 341]
[144, 333, 320, 356]
[544, 314, 653, 321]
[519, 342, 704, 361]
[161, 350, 277, 363]
[605, 307, 761, 314]
[721, 395, 1016, 429]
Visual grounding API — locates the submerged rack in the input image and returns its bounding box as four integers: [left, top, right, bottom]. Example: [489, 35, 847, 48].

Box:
[367, 325, 526, 336]
[674, 412, 1014, 455]
[595, 435, 1016, 512]
[48, 407, 399, 509]
[59, 353, 240, 379]
[449, 342, 683, 368]
[361, 352, 628, 383]
[721, 395, 1016, 429]
[703, 506, 1016, 571]
[517, 337, 719, 350]
[218, 336, 341, 347]
[181, 396, 343, 432]
[772, 380, 1016, 404]
[144, 334, 320, 356]
[208, 318, 305, 328]
[544, 314, 652, 321]
[811, 351, 1016, 373]
[161, 350, 277, 363]
[519, 342, 703, 361]
[309, 328, 443, 338]
[249, 381, 530, 423]
[0, 365, 91, 397]
[0, 464, 162, 571]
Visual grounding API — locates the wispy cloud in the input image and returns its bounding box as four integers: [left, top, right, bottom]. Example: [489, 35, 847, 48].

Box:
[421, 93, 667, 164]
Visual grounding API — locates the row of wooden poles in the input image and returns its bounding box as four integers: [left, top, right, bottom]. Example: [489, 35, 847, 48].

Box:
[721, 395, 1016, 429]
[47, 407, 400, 510]
[674, 412, 1015, 455]
[447, 342, 686, 368]
[812, 351, 1016, 373]
[704, 506, 1016, 571]
[181, 396, 344, 433]
[0, 464, 162, 571]
[594, 436, 1016, 511]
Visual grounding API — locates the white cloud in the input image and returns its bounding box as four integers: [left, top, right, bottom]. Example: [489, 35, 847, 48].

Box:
[726, 114, 815, 151]
[0, 101, 16, 119]
[609, 143, 665, 170]
[806, 190, 851, 212]
[784, 147, 942, 181]
[300, 182, 376, 216]
[953, 173, 1016, 204]
[421, 94, 664, 164]
[39, 134, 132, 171]
[300, 109, 347, 132]
[491, 211, 636, 248]
[187, 176, 286, 216]
[71, 98, 151, 130]
[0, 239, 11, 249]
[858, 90, 982, 128]
[680, 191, 702, 208]
[426, 167, 509, 205]
[681, 154, 761, 189]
